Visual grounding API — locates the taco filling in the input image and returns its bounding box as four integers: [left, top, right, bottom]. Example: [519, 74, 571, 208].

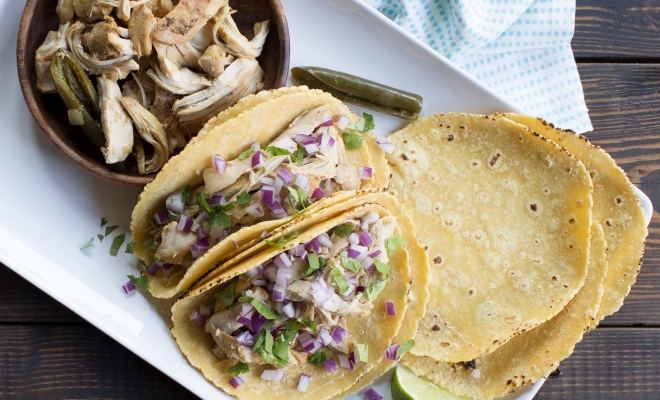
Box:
[190, 212, 406, 387]
[143, 105, 376, 274]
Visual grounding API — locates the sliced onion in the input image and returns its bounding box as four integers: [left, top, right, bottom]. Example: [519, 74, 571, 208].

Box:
[297, 374, 311, 392]
[375, 137, 395, 154]
[246, 203, 265, 218]
[332, 326, 347, 343]
[361, 211, 380, 225]
[261, 369, 286, 382]
[318, 233, 334, 249]
[338, 353, 353, 370]
[252, 151, 266, 167]
[386, 301, 396, 316]
[178, 215, 193, 233]
[363, 388, 383, 400]
[229, 375, 246, 389]
[261, 185, 275, 205]
[359, 231, 373, 246]
[122, 280, 136, 294]
[282, 301, 296, 318]
[236, 331, 255, 348]
[191, 238, 210, 258]
[166, 191, 185, 213]
[212, 155, 226, 173]
[272, 284, 285, 302]
[278, 168, 295, 184]
[154, 209, 169, 225]
[270, 201, 288, 219]
[311, 187, 325, 199]
[336, 115, 350, 130]
[147, 262, 161, 275]
[359, 166, 373, 180]
[302, 140, 320, 155]
[295, 174, 310, 191]
[323, 358, 338, 373]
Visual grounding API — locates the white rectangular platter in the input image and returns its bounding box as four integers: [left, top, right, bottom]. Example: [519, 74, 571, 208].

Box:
[0, 0, 651, 399]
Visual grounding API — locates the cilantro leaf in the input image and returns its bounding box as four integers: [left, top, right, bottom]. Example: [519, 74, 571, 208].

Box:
[346, 113, 375, 133]
[301, 318, 317, 331]
[105, 225, 118, 236]
[97, 234, 104, 242]
[238, 147, 255, 160]
[283, 319, 301, 342]
[386, 235, 406, 257]
[364, 279, 388, 301]
[125, 241, 134, 254]
[255, 328, 276, 364]
[145, 239, 157, 251]
[304, 252, 321, 276]
[265, 231, 300, 247]
[334, 224, 354, 237]
[342, 132, 363, 150]
[330, 266, 349, 294]
[273, 338, 290, 366]
[228, 362, 249, 376]
[308, 351, 329, 365]
[262, 145, 291, 157]
[137, 260, 148, 274]
[110, 233, 126, 256]
[239, 296, 278, 319]
[237, 191, 252, 205]
[373, 259, 390, 276]
[341, 251, 363, 273]
[181, 186, 192, 205]
[214, 279, 238, 307]
[395, 339, 415, 359]
[204, 213, 232, 229]
[291, 144, 306, 165]
[128, 274, 148, 291]
[100, 218, 108, 227]
[167, 210, 178, 222]
[80, 237, 94, 250]
[197, 192, 214, 215]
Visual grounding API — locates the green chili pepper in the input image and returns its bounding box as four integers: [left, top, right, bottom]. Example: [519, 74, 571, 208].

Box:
[61, 50, 101, 116]
[291, 66, 423, 120]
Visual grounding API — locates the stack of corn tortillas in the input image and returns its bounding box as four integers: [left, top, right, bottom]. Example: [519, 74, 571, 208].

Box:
[384, 113, 647, 400]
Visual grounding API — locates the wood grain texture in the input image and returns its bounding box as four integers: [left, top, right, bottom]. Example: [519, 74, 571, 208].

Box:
[535, 328, 660, 398]
[574, 0, 660, 60]
[0, 325, 197, 399]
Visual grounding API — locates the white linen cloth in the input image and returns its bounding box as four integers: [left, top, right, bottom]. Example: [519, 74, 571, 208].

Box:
[364, 0, 592, 133]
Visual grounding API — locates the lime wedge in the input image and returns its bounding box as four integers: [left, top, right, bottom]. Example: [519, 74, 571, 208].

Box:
[391, 366, 471, 400]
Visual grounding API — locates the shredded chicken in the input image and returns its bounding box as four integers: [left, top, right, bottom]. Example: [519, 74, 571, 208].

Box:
[202, 156, 253, 194]
[35, 22, 70, 93]
[198, 44, 234, 78]
[144, 0, 175, 17]
[205, 309, 243, 335]
[155, 221, 197, 263]
[119, 96, 170, 173]
[73, 0, 114, 22]
[277, 105, 334, 140]
[98, 76, 134, 163]
[147, 43, 211, 94]
[370, 216, 397, 263]
[128, 4, 157, 57]
[83, 17, 136, 61]
[211, 330, 267, 365]
[212, 5, 269, 58]
[56, 0, 74, 24]
[151, 0, 229, 45]
[335, 135, 361, 190]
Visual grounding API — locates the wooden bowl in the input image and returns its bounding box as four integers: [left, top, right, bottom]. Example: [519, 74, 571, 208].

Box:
[17, 0, 290, 186]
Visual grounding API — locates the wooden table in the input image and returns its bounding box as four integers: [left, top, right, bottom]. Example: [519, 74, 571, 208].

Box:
[2, 0, 659, 398]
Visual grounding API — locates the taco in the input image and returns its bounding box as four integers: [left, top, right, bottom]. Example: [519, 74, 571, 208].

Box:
[171, 192, 421, 399]
[130, 87, 389, 298]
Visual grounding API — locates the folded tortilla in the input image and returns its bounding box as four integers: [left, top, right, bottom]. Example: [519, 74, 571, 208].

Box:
[171, 193, 419, 399]
[130, 87, 389, 298]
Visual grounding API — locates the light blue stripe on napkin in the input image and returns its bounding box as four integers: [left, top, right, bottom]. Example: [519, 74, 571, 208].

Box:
[364, 0, 592, 133]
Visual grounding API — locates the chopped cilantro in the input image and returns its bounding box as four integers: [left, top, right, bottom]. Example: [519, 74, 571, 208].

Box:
[239, 296, 279, 319]
[364, 279, 388, 301]
[110, 233, 126, 256]
[304, 252, 321, 275]
[214, 279, 237, 307]
[80, 237, 94, 250]
[237, 191, 252, 205]
[386, 235, 406, 257]
[105, 225, 118, 236]
[334, 224, 354, 237]
[265, 231, 300, 247]
[262, 145, 291, 157]
[148, 218, 158, 230]
[308, 351, 329, 365]
[286, 187, 310, 213]
[228, 362, 249, 376]
[343, 132, 363, 150]
[167, 210, 178, 222]
[125, 241, 133, 254]
[395, 339, 415, 359]
[144, 239, 157, 251]
[100, 218, 108, 227]
[97, 234, 104, 242]
[137, 260, 148, 274]
[230, 152, 235, 158]
[291, 144, 306, 165]
[346, 113, 375, 133]
[330, 266, 349, 293]
[283, 319, 301, 342]
[354, 343, 369, 363]
[197, 192, 214, 215]
[301, 318, 317, 331]
[273, 337, 290, 366]
[374, 259, 390, 276]
[181, 185, 192, 205]
[128, 274, 148, 291]
[254, 321, 276, 364]
[340, 251, 363, 273]
[204, 213, 232, 229]
[238, 147, 255, 160]
[215, 202, 236, 213]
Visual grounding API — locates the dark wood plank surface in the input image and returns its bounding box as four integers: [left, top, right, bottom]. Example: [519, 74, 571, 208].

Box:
[2, 0, 660, 398]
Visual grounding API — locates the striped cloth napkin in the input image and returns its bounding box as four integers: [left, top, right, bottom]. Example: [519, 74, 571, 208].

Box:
[364, 0, 592, 134]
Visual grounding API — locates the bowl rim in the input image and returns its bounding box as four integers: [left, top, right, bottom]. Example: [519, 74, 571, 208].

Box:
[16, 0, 290, 187]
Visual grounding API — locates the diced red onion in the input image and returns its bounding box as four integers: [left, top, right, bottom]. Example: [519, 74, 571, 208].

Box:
[349, 351, 356, 365]
[188, 310, 198, 321]
[236, 315, 252, 326]
[178, 215, 193, 233]
[246, 266, 261, 278]
[318, 133, 336, 153]
[272, 284, 285, 301]
[307, 237, 321, 253]
[251, 313, 268, 332]
[122, 280, 136, 294]
[368, 249, 382, 258]
[194, 313, 208, 325]
[232, 240, 239, 249]
[229, 375, 245, 389]
[274, 175, 284, 194]
[162, 263, 173, 271]
[319, 328, 333, 346]
[282, 301, 296, 318]
[385, 344, 400, 360]
[359, 231, 373, 246]
[332, 326, 347, 343]
[261, 185, 275, 205]
[319, 119, 334, 127]
[276, 270, 292, 287]
[386, 301, 396, 316]
[311, 187, 325, 199]
[252, 151, 266, 167]
[191, 238, 211, 258]
[246, 203, 264, 218]
[312, 288, 329, 305]
[261, 176, 274, 186]
[362, 211, 380, 225]
[211, 195, 226, 205]
[318, 233, 334, 249]
[348, 233, 359, 245]
[277, 253, 292, 268]
[361, 257, 374, 270]
[147, 262, 161, 275]
[166, 191, 185, 213]
[199, 304, 211, 317]
[356, 286, 366, 294]
[290, 244, 306, 257]
[295, 174, 310, 191]
[299, 332, 315, 350]
[270, 201, 288, 219]
[278, 168, 295, 184]
[154, 209, 169, 225]
[261, 369, 286, 382]
[350, 244, 369, 262]
[375, 137, 395, 154]
[297, 374, 311, 392]
[197, 225, 211, 239]
[209, 226, 225, 240]
[363, 388, 383, 400]
[212, 155, 226, 173]
[252, 279, 267, 287]
[302, 140, 320, 155]
[336, 115, 349, 131]
[471, 369, 482, 378]
[339, 354, 353, 371]
[240, 303, 255, 317]
[261, 230, 268, 239]
[323, 358, 338, 373]
[361, 221, 369, 233]
[359, 166, 373, 180]
[272, 137, 297, 153]
[264, 263, 277, 282]
[347, 248, 361, 260]
[236, 331, 255, 348]
[295, 134, 315, 143]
